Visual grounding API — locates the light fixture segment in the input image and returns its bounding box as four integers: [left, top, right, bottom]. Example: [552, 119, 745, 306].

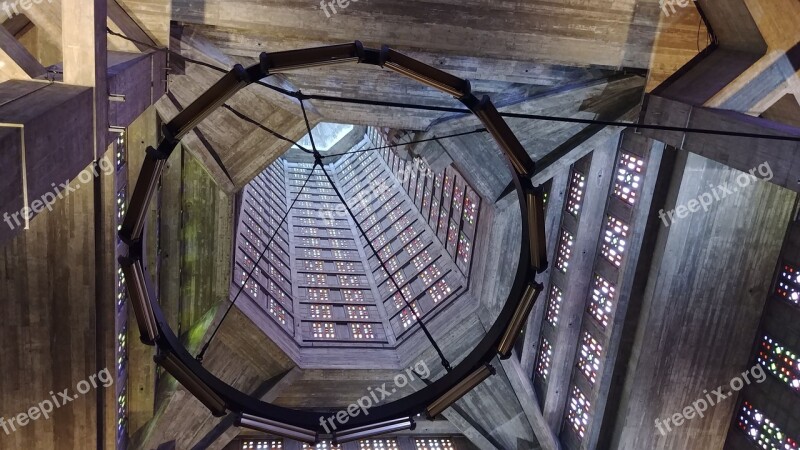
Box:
[381, 47, 471, 98]
[497, 283, 544, 358]
[119, 258, 158, 344]
[333, 417, 415, 444]
[155, 351, 227, 417]
[426, 364, 496, 418]
[527, 190, 549, 273]
[260, 43, 361, 73]
[237, 413, 318, 444]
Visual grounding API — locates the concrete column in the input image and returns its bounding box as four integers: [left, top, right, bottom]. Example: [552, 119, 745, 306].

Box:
[609, 152, 795, 450]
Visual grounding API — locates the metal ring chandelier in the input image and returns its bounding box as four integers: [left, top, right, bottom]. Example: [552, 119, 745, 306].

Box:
[118, 41, 549, 445]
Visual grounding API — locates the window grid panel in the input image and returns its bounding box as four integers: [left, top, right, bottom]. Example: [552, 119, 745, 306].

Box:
[612, 152, 644, 205]
[736, 401, 799, 450]
[415, 438, 455, 450]
[555, 229, 575, 273]
[342, 289, 366, 302]
[346, 305, 370, 319]
[567, 385, 591, 439]
[600, 215, 630, 267]
[577, 331, 603, 384]
[308, 288, 330, 301]
[565, 169, 586, 217]
[757, 335, 800, 391]
[587, 274, 616, 328]
[310, 304, 333, 319]
[358, 439, 399, 449]
[301, 441, 341, 450]
[267, 298, 288, 325]
[311, 322, 336, 339]
[350, 323, 375, 340]
[242, 439, 283, 449]
[545, 285, 563, 326]
[427, 279, 452, 304]
[400, 302, 420, 328]
[776, 262, 800, 306]
[536, 337, 553, 381]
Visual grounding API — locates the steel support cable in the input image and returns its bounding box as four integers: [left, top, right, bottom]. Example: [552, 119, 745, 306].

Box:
[196, 166, 318, 361]
[222, 104, 313, 153]
[106, 29, 800, 145]
[320, 128, 488, 159]
[315, 160, 453, 372]
[299, 97, 453, 372]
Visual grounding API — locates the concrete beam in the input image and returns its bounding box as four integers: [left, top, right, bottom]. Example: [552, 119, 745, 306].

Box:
[0, 23, 45, 80]
[0, 81, 93, 245]
[107, 50, 167, 129]
[640, 95, 800, 192]
[107, 0, 157, 51]
[609, 152, 796, 449]
[541, 134, 618, 430]
[62, 0, 107, 161]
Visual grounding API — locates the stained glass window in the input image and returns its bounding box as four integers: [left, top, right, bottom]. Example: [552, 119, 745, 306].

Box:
[415, 438, 455, 450]
[350, 323, 375, 340]
[555, 229, 575, 273]
[116, 268, 126, 311]
[545, 285, 563, 326]
[346, 305, 369, 319]
[342, 289, 365, 302]
[398, 226, 417, 244]
[577, 331, 603, 384]
[384, 272, 407, 292]
[312, 322, 336, 339]
[401, 302, 420, 328]
[601, 215, 629, 267]
[243, 440, 283, 449]
[302, 237, 321, 247]
[419, 264, 442, 286]
[588, 274, 616, 328]
[566, 169, 586, 217]
[737, 401, 799, 450]
[306, 274, 327, 285]
[305, 248, 322, 258]
[335, 261, 357, 272]
[304, 260, 324, 271]
[536, 337, 553, 380]
[405, 237, 425, 255]
[116, 187, 127, 231]
[776, 262, 800, 306]
[457, 232, 472, 268]
[339, 275, 361, 287]
[268, 298, 287, 325]
[310, 304, 332, 319]
[308, 288, 330, 301]
[613, 152, 644, 205]
[567, 385, 591, 439]
[427, 279, 452, 303]
[757, 335, 800, 391]
[301, 441, 340, 450]
[330, 239, 349, 248]
[412, 251, 433, 270]
[359, 439, 398, 450]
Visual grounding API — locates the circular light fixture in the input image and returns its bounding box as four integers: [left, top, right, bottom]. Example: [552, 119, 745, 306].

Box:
[118, 41, 548, 444]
